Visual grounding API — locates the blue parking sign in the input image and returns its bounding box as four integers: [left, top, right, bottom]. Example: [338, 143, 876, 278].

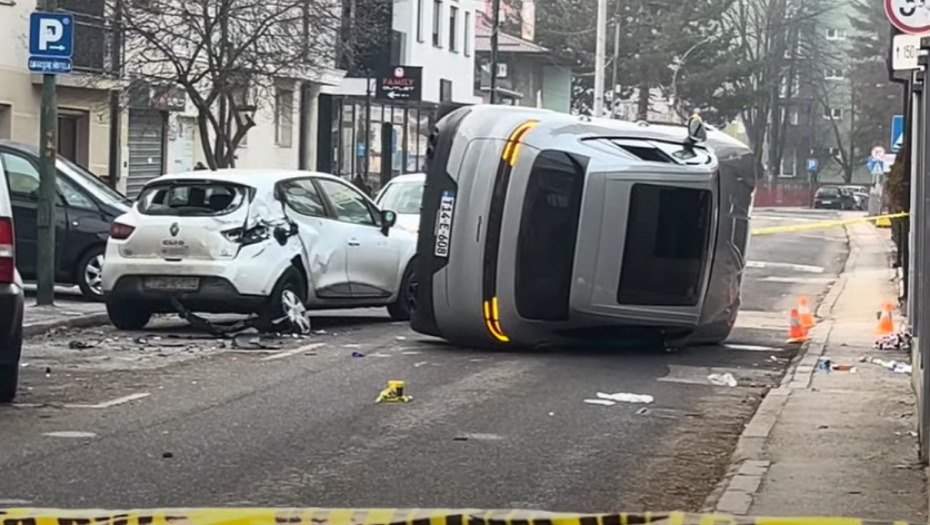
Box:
[806, 158, 818, 172]
[891, 115, 904, 153]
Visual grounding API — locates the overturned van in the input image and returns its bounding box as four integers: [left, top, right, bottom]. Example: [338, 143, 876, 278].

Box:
[411, 105, 756, 349]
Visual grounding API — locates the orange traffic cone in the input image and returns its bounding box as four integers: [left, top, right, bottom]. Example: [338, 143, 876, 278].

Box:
[786, 308, 808, 344]
[798, 296, 816, 330]
[876, 301, 895, 335]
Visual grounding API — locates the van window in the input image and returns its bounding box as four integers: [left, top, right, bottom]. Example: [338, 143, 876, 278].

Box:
[137, 181, 249, 216]
[617, 183, 712, 306]
[515, 150, 588, 321]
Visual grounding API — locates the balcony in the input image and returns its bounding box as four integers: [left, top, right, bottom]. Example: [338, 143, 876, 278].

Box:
[59, 0, 115, 75]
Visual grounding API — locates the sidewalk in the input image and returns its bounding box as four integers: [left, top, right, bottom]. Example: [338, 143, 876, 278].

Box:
[710, 222, 927, 521]
[23, 298, 108, 337]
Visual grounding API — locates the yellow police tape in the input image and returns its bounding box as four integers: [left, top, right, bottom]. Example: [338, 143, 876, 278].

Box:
[0, 509, 917, 525]
[750, 212, 909, 236]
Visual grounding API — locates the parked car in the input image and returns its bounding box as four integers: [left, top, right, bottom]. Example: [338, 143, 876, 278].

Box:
[0, 141, 131, 299]
[837, 186, 859, 210]
[813, 186, 847, 209]
[374, 173, 425, 233]
[841, 185, 869, 210]
[101, 170, 419, 331]
[0, 154, 24, 403]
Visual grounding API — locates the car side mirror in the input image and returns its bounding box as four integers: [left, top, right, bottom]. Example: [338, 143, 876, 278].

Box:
[380, 210, 397, 236]
[686, 113, 708, 144]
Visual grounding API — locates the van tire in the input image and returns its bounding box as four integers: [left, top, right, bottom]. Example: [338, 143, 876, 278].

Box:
[258, 267, 309, 333]
[106, 300, 153, 330]
[0, 364, 19, 403]
[387, 262, 416, 321]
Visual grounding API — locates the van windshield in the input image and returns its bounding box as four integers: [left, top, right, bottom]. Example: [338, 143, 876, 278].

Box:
[137, 181, 250, 216]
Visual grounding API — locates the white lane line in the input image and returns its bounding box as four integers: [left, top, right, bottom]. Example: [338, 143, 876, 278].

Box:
[43, 431, 97, 438]
[759, 276, 836, 284]
[0, 499, 33, 505]
[261, 342, 325, 361]
[724, 343, 780, 352]
[746, 260, 825, 273]
[68, 392, 152, 409]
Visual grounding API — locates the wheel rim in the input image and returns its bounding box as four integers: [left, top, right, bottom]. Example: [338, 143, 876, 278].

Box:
[406, 271, 418, 313]
[281, 289, 311, 334]
[84, 254, 105, 296]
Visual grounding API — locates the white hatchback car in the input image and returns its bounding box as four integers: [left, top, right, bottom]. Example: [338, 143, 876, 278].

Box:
[101, 169, 418, 331]
[374, 173, 424, 234]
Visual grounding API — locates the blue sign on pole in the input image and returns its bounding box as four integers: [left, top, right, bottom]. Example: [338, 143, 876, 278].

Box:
[806, 158, 818, 172]
[867, 157, 885, 175]
[891, 115, 904, 153]
[28, 12, 74, 75]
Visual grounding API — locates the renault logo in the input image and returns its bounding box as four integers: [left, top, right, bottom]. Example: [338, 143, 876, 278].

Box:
[169, 222, 180, 237]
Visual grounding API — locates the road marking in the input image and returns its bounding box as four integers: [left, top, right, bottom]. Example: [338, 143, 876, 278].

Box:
[724, 343, 780, 352]
[0, 499, 32, 505]
[746, 260, 825, 273]
[260, 342, 325, 361]
[759, 276, 836, 284]
[70, 392, 152, 409]
[43, 431, 97, 438]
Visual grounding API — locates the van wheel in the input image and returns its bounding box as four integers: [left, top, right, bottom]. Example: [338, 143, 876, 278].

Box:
[388, 262, 417, 321]
[76, 246, 106, 301]
[106, 300, 153, 330]
[0, 364, 19, 403]
[258, 267, 310, 334]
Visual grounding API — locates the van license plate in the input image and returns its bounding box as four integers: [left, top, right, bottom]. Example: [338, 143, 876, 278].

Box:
[144, 277, 200, 291]
[434, 191, 455, 258]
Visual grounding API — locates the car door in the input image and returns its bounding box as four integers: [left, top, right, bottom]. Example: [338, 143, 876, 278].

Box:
[0, 151, 68, 281]
[57, 174, 110, 281]
[276, 177, 353, 300]
[315, 178, 401, 299]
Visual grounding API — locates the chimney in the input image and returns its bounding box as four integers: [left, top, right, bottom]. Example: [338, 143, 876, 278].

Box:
[521, 0, 535, 41]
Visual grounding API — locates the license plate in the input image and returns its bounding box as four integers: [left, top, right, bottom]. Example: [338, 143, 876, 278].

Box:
[161, 244, 189, 258]
[822, 200, 832, 204]
[144, 276, 200, 291]
[434, 191, 455, 258]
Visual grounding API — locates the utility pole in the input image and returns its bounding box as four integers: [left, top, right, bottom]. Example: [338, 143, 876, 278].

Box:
[489, 0, 501, 104]
[107, 0, 123, 190]
[592, 0, 607, 117]
[36, 0, 59, 306]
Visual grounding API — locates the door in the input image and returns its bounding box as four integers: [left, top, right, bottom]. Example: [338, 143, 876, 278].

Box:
[57, 173, 109, 286]
[58, 115, 79, 164]
[315, 177, 401, 298]
[276, 177, 352, 299]
[127, 109, 167, 198]
[0, 150, 68, 281]
[171, 117, 196, 173]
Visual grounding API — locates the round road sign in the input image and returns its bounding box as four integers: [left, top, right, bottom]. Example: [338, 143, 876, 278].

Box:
[872, 146, 887, 159]
[885, 0, 930, 35]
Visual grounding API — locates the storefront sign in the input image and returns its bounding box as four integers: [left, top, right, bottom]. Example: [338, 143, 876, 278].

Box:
[376, 66, 423, 102]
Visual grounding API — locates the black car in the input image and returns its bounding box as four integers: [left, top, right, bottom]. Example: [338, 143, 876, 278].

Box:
[813, 186, 853, 210]
[0, 140, 131, 299]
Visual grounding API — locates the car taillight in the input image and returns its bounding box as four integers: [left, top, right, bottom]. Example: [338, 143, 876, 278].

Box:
[109, 221, 135, 240]
[0, 217, 14, 285]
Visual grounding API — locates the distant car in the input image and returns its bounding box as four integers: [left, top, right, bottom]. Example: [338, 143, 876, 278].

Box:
[101, 170, 419, 331]
[0, 153, 23, 403]
[837, 187, 858, 210]
[374, 173, 424, 234]
[842, 185, 869, 210]
[0, 140, 132, 299]
[813, 187, 846, 209]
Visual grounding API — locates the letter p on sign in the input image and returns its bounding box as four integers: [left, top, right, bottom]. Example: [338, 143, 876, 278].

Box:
[39, 18, 63, 51]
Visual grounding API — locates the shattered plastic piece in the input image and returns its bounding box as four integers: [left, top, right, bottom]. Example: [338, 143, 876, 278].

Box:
[818, 357, 832, 373]
[375, 380, 411, 403]
[351, 351, 365, 358]
[636, 407, 650, 415]
[708, 373, 738, 387]
[596, 392, 655, 404]
[584, 399, 616, 406]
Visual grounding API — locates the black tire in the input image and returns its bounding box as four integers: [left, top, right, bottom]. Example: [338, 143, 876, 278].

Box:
[106, 300, 153, 330]
[76, 245, 106, 301]
[0, 364, 19, 404]
[258, 266, 309, 333]
[387, 261, 417, 321]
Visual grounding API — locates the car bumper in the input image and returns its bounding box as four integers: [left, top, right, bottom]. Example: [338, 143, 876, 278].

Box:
[105, 275, 269, 314]
[0, 284, 24, 366]
[814, 201, 842, 209]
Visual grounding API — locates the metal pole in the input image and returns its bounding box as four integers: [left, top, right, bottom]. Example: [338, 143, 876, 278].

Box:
[35, 0, 59, 306]
[610, 0, 620, 115]
[107, 0, 123, 189]
[592, 0, 607, 117]
[489, 0, 500, 104]
[909, 72, 920, 331]
[917, 41, 930, 462]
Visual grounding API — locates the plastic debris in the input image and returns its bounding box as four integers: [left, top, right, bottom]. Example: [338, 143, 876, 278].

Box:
[596, 392, 654, 404]
[866, 357, 913, 374]
[708, 373, 738, 387]
[874, 331, 913, 352]
[818, 357, 832, 373]
[831, 364, 855, 372]
[584, 399, 616, 406]
[351, 351, 365, 358]
[375, 380, 411, 403]
[68, 340, 98, 350]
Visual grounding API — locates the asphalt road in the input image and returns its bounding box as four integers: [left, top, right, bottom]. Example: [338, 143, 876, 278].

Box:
[0, 208, 850, 512]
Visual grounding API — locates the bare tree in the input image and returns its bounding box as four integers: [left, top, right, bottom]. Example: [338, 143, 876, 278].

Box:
[114, 0, 388, 169]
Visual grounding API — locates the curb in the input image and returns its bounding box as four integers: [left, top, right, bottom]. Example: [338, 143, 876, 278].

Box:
[701, 223, 854, 515]
[23, 312, 110, 338]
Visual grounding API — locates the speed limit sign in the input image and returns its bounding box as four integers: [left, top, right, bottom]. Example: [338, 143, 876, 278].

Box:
[885, 0, 930, 35]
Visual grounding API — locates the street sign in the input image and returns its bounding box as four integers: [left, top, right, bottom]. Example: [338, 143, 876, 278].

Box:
[868, 156, 885, 175]
[28, 12, 74, 76]
[375, 66, 423, 102]
[892, 115, 905, 153]
[893, 34, 924, 70]
[885, 0, 930, 34]
[806, 158, 818, 172]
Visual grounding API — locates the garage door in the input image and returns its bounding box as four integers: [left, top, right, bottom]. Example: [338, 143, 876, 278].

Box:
[127, 109, 166, 198]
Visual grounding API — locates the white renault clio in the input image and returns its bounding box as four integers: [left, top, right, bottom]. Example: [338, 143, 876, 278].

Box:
[101, 170, 418, 331]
